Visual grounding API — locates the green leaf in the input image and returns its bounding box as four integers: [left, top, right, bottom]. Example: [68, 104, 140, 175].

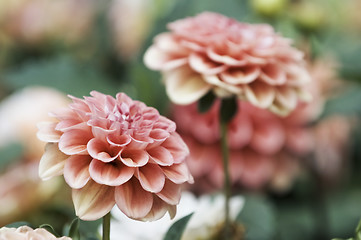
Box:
[6, 222, 32, 228]
[220, 97, 238, 123]
[0, 142, 23, 171]
[237, 195, 276, 240]
[198, 91, 216, 113]
[39, 224, 59, 237]
[163, 213, 194, 240]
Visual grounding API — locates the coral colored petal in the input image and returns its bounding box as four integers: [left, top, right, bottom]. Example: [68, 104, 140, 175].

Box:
[228, 111, 253, 149]
[87, 138, 121, 162]
[164, 66, 211, 105]
[59, 128, 92, 155]
[137, 164, 165, 193]
[156, 180, 181, 205]
[107, 134, 131, 147]
[39, 143, 68, 180]
[144, 46, 188, 71]
[148, 146, 174, 166]
[142, 196, 169, 221]
[260, 64, 286, 85]
[120, 149, 149, 167]
[243, 82, 275, 109]
[161, 132, 189, 163]
[162, 162, 193, 184]
[188, 53, 228, 75]
[89, 159, 134, 186]
[220, 66, 260, 85]
[72, 181, 115, 221]
[207, 46, 247, 66]
[37, 122, 61, 142]
[64, 155, 92, 189]
[115, 178, 153, 220]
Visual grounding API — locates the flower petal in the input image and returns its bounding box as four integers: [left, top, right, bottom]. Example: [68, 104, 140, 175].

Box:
[162, 162, 193, 184]
[115, 178, 153, 220]
[243, 81, 275, 109]
[59, 128, 92, 155]
[148, 146, 174, 166]
[64, 155, 91, 189]
[260, 64, 286, 85]
[72, 181, 115, 221]
[39, 143, 68, 180]
[120, 149, 149, 167]
[164, 66, 212, 105]
[136, 164, 165, 193]
[87, 138, 121, 162]
[189, 53, 228, 75]
[144, 46, 188, 71]
[89, 159, 134, 186]
[37, 122, 61, 142]
[220, 66, 260, 84]
[142, 196, 169, 221]
[161, 132, 189, 163]
[156, 180, 181, 205]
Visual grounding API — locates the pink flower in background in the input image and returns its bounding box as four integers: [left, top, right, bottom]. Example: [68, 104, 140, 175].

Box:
[144, 12, 311, 116]
[0, 226, 71, 240]
[172, 58, 351, 192]
[38, 91, 193, 221]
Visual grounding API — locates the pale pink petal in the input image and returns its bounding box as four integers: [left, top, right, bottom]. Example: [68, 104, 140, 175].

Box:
[120, 149, 149, 167]
[161, 132, 189, 163]
[59, 128, 92, 155]
[188, 53, 228, 75]
[156, 180, 181, 205]
[39, 143, 68, 180]
[142, 196, 169, 221]
[164, 66, 212, 105]
[144, 46, 188, 71]
[115, 178, 153, 220]
[107, 134, 131, 147]
[148, 129, 170, 148]
[274, 87, 298, 112]
[206, 45, 247, 66]
[228, 111, 253, 149]
[148, 146, 174, 166]
[243, 81, 275, 108]
[72, 180, 115, 221]
[64, 155, 91, 189]
[87, 138, 121, 162]
[55, 119, 84, 131]
[250, 119, 285, 155]
[162, 162, 193, 184]
[220, 66, 260, 84]
[260, 64, 286, 85]
[203, 75, 242, 95]
[89, 159, 134, 186]
[137, 164, 165, 193]
[37, 122, 61, 142]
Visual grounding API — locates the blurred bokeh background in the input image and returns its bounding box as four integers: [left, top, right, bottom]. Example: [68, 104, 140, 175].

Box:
[0, 0, 361, 239]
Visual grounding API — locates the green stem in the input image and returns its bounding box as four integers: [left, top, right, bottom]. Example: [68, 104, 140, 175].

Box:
[220, 120, 231, 239]
[103, 212, 111, 240]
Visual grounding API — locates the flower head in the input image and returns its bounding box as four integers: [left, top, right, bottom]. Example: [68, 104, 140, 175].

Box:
[0, 226, 71, 240]
[38, 91, 193, 221]
[144, 12, 311, 116]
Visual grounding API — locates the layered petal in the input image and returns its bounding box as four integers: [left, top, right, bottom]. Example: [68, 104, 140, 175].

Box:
[64, 155, 92, 189]
[73, 180, 115, 220]
[115, 178, 153, 220]
[39, 143, 68, 180]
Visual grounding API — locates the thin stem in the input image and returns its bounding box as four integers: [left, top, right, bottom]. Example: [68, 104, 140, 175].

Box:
[220, 120, 231, 239]
[103, 212, 111, 240]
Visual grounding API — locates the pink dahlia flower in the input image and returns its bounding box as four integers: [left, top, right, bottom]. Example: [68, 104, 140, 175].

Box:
[37, 91, 193, 221]
[144, 12, 311, 116]
[0, 226, 71, 240]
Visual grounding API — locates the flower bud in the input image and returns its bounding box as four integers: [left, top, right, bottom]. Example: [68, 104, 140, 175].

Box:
[250, 0, 288, 17]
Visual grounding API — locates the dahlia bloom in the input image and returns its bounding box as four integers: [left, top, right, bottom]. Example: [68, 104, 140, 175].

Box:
[172, 58, 350, 191]
[0, 226, 71, 240]
[144, 12, 311, 116]
[0, 87, 69, 160]
[38, 91, 193, 221]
